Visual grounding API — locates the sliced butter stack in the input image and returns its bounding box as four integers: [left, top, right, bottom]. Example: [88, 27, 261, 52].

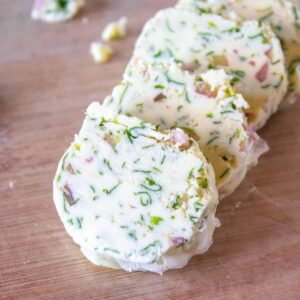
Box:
[104, 59, 268, 197]
[53, 103, 218, 274]
[176, 0, 300, 107]
[134, 7, 288, 129]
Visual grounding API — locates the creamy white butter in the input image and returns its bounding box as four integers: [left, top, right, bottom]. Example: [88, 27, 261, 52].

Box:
[89, 42, 114, 63]
[134, 8, 287, 129]
[104, 59, 268, 197]
[177, 0, 300, 108]
[53, 103, 218, 273]
[31, 0, 85, 23]
[102, 17, 128, 41]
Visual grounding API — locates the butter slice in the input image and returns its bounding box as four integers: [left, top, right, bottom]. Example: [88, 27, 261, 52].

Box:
[177, 0, 300, 108]
[53, 103, 218, 273]
[134, 8, 287, 129]
[31, 0, 85, 23]
[104, 59, 268, 197]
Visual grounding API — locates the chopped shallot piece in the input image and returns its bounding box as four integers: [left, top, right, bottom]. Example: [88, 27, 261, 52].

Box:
[66, 163, 75, 174]
[246, 125, 269, 156]
[181, 63, 198, 72]
[195, 81, 217, 98]
[63, 184, 75, 206]
[154, 93, 166, 102]
[213, 55, 229, 67]
[85, 156, 94, 163]
[249, 60, 256, 67]
[170, 128, 190, 150]
[104, 133, 117, 148]
[265, 48, 273, 59]
[255, 62, 269, 82]
[171, 236, 187, 247]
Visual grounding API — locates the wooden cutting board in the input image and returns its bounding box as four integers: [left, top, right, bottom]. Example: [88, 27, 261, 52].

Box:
[0, 1, 299, 299]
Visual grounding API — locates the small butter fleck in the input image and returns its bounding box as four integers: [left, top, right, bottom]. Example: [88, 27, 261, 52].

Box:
[102, 17, 128, 41]
[90, 42, 114, 63]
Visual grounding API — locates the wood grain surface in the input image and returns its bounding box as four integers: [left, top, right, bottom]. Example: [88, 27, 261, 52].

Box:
[0, 1, 300, 299]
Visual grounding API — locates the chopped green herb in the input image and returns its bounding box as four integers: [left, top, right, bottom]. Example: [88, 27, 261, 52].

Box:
[199, 177, 208, 189]
[248, 33, 264, 39]
[166, 19, 175, 33]
[259, 11, 274, 22]
[219, 168, 230, 179]
[185, 89, 191, 103]
[140, 242, 157, 256]
[172, 195, 181, 209]
[288, 58, 300, 75]
[125, 125, 146, 143]
[118, 82, 129, 105]
[165, 73, 185, 85]
[128, 229, 137, 241]
[154, 50, 162, 58]
[194, 201, 203, 212]
[143, 144, 155, 149]
[133, 169, 151, 174]
[273, 75, 284, 89]
[150, 216, 163, 225]
[154, 84, 165, 89]
[152, 167, 161, 173]
[197, 7, 212, 14]
[198, 32, 213, 36]
[56, 173, 61, 183]
[103, 183, 120, 195]
[230, 70, 246, 78]
[76, 217, 83, 229]
[104, 248, 120, 254]
[134, 158, 140, 164]
[229, 129, 241, 144]
[135, 191, 152, 206]
[221, 110, 235, 115]
[208, 21, 217, 29]
[56, 0, 68, 10]
[103, 159, 112, 171]
[61, 153, 69, 170]
[271, 59, 281, 65]
[188, 168, 194, 180]
[177, 105, 183, 112]
[206, 135, 220, 145]
[141, 177, 162, 192]
[222, 27, 240, 33]
[189, 215, 198, 224]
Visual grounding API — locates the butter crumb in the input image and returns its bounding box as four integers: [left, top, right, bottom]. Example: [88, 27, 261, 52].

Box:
[102, 17, 128, 41]
[89, 42, 114, 63]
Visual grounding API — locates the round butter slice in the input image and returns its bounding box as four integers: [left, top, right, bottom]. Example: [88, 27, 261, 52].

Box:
[104, 59, 268, 197]
[134, 8, 287, 129]
[31, 0, 85, 23]
[53, 103, 218, 273]
[176, 0, 300, 107]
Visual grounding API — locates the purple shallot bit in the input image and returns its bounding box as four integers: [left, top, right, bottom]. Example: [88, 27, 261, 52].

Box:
[63, 184, 75, 206]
